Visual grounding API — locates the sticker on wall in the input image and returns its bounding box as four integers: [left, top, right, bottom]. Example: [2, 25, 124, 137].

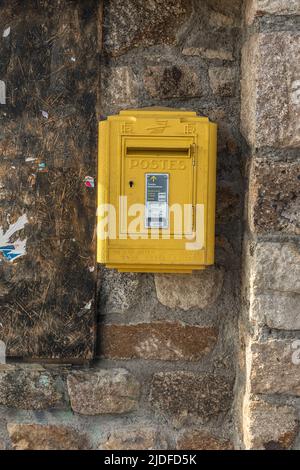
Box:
[38, 162, 48, 172]
[84, 176, 95, 188]
[0, 214, 28, 262]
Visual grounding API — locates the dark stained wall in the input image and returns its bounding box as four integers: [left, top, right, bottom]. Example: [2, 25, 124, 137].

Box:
[0, 0, 102, 359]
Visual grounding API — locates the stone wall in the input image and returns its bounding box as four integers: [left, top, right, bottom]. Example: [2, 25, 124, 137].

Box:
[0, 0, 244, 450]
[96, 0, 243, 451]
[240, 0, 300, 450]
[0, 0, 299, 451]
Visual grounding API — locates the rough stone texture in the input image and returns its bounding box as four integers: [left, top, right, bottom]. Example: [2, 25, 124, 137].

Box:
[245, 0, 300, 24]
[251, 292, 300, 330]
[0, 0, 246, 451]
[250, 242, 300, 294]
[144, 66, 202, 100]
[101, 426, 164, 450]
[217, 184, 241, 222]
[243, 398, 299, 450]
[102, 66, 138, 110]
[150, 372, 233, 426]
[240, 35, 257, 147]
[209, 67, 236, 97]
[249, 159, 300, 235]
[0, 365, 67, 410]
[103, 0, 192, 56]
[177, 430, 233, 450]
[249, 339, 300, 396]
[247, 241, 300, 330]
[209, 11, 235, 28]
[99, 268, 141, 314]
[7, 424, 88, 450]
[181, 0, 238, 64]
[154, 267, 224, 310]
[67, 369, 140, 415]
[98, 323, 218, 361]
[241, 33, 300, 148]
[206, 0, 241, 18]
[182, 47, 234, 61]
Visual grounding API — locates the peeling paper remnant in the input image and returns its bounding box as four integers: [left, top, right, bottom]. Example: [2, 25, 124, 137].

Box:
[2, 27, 10, 38]
[0, 80, 6, 105]
[0, 214, 28, 262]
[84, 300, 92, 310]
[41, 110, 49, 119]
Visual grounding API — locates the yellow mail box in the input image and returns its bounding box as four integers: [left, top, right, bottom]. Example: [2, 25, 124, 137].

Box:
[97, 107, 217, 273]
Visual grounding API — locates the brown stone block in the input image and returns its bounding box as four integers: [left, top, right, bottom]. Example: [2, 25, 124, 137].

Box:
[0, 365, 68, 410]
[249, 339, 300, 396]
[241, 33, 300, 148]
[249, 241, 300, 295]
[177, 430, 233, 450]
[67, 369, 140, 415]
[154, 267, 224, 311]
[7, 424, 88, 450]
[103, 0, 192, 56]
[209, 67, 236, 97]
[98, 322, 218, 361]
[251, 292, 300, 330]
[249, 159, 300, 234]
[149, 371, 233, 427]
[243, 397, 299, 450]
[101, 426, 166, 450]
[144, 66, 202, 100]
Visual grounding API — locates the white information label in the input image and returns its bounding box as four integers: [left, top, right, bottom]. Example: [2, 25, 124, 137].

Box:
[145, 173, 169, 229]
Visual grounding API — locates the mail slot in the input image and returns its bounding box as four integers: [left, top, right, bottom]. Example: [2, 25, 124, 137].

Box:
[97, 107, 217, 273]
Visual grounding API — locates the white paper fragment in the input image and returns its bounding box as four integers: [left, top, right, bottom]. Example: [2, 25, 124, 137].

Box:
[2, 27, 10, 38]
[25, 157, 37, 162]
[0, 80, 6, 105]
[71, 56, 76, 62]
[41, 110, 49, 119]
[84, 300, 92, 310]
[0, 214, 28, 245]
[88, 266, 95, 272]
[0, 214, 28, 262]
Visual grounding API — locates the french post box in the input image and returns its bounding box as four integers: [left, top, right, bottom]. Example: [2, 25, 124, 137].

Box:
[97, 107, 217, 273]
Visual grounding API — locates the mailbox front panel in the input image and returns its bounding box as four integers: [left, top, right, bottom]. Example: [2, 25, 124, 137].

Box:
[121, 136, 195, 236]
[97, 108, 217, 273]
